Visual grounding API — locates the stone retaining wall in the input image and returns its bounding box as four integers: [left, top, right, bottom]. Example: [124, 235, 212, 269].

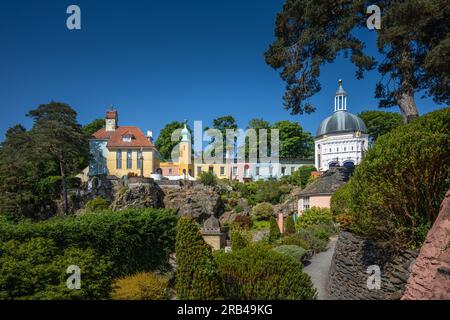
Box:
[328, 232, 418, 300]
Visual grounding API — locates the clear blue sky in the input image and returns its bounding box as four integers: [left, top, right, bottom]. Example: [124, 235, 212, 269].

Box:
[0, 0, 444, 140]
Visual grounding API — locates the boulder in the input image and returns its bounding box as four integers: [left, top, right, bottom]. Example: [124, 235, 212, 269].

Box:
[162, 184, 223, 222]
[110, 182, 164, 211]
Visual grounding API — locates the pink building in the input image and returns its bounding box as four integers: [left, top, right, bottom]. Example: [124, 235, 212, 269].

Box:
[298, 167, 351, 215]
[159, 162, 180, 177]
[229, 162, 252, 182]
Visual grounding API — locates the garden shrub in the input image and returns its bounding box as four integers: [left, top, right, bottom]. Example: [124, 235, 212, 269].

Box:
[199, 171, 217, 186]
[85, 196, 109, 212]
[112, 272, 169, 300]
[230, 227, 252, 250]
[272, 245, 307, 264]
[297, 227, 329, 254]
[251, 202, 274, 221]
[0, 237, 113, 300]
[342, 107, 450, 247]
[280, 233, 310, 250]
[269, 216, 280, 242]
[252, 220, 270, 230]
[0, 208, 177, 276]
[330, 183, 352, 217]
[296, 207, 333, 230]
[214, 245, 316, 300]
[175, 217, 223, 300]
[232, 214, 252, 230]
[284, 215, 296, 235]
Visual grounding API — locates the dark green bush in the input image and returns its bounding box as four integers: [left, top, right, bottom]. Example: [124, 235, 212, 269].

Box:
[340, 107, 450, 247]
[269, 216, 280, 242]
[85, 197, 109, 212]
[214, 245, 316, 300]
[297, 227, 329, 254]
[233, 215, 252, 230]
[0, 237, 113, 300]
[0, 208, 177, 276]
[284, 215, 296, 235]
[199, 171, 217, 186]
[251, 202, 274, 221]
[175, 217, 223, 300]
[230, 227, 252, 250]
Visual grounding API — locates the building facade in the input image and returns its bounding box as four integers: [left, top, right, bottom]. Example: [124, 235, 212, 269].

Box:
[315, 80, 369, 172]
[89, 109, 161, 178]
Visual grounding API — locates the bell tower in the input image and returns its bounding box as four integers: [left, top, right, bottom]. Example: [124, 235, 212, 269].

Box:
[179, 121, 193, 176]
[105, 108, 118, 132]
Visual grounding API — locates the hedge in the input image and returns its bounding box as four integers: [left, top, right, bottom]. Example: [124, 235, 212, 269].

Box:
[214, 244, 316, 300]
[0, 208, 177, 276]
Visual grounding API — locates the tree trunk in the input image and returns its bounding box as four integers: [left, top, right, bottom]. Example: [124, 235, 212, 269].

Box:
[397, 90, 419, 123]
[59, 158, 68, 216]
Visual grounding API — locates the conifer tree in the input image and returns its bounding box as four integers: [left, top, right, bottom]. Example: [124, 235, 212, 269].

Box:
[175, 217, 223, 300]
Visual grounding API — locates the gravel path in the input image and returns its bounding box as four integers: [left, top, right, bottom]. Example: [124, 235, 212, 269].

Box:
[303, 235, 338, 300]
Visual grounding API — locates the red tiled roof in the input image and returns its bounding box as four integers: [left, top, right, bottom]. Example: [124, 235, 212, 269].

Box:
[91, 126, 153, 148]
[92, 128, 115, 140]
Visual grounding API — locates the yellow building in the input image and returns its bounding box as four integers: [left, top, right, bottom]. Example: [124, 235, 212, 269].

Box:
[90, 109, 160, 178]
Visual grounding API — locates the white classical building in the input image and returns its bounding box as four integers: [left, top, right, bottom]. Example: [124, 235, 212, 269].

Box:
[315, 80, 369, 172]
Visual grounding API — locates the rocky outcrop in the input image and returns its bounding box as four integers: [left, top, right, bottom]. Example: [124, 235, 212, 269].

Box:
[328, 232, 418, 300]
[110, 180, 164, 211]
[402, 190, 450, 300]
[162, 184, 223, 222]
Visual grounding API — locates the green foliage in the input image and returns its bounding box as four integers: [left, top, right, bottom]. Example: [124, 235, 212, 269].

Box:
[234, 204, 243, 213]
[0, 102, 89, 220]
[233, 215, 252, 230]
[273, 245, 307, 264]
[155, 121, 192, 161]
[198, 171, 217, 186]
[296, 226, 329, 254]
[269, 216, 281, 242]
[0, 237, 113, 300]
[280, 233, 310, 250]
[0, 208, 177, 277]
[296, 207, 333, 230]
[339, 108, 450, 247]
[282, 166, 317, 188]
[175, 217, 223, 300]
[272, 120, 314, 159]
[284, 215, 296, 235]
[252, 220, 270, 231]
[83, 118, 105, 136]
[358, 111, 403, 143]
[265, 0, 449, 121]
[230, 227, 252, 251]
[251, 202, 274, 221]
[85, 197, 110, 212]
[214, 245, 316, 299]
[112, 272, 170, 300]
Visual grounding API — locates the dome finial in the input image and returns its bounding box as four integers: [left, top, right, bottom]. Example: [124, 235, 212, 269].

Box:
[334, 79, 347, 112]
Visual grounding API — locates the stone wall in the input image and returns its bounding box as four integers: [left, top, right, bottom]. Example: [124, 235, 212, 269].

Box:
[328, 232, 418, 300]
[402, 190, 450, 300]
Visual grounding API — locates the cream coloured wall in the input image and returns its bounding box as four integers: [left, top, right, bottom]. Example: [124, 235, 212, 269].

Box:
[107, 148, 155, 178]
[194, 163, 231, 179]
